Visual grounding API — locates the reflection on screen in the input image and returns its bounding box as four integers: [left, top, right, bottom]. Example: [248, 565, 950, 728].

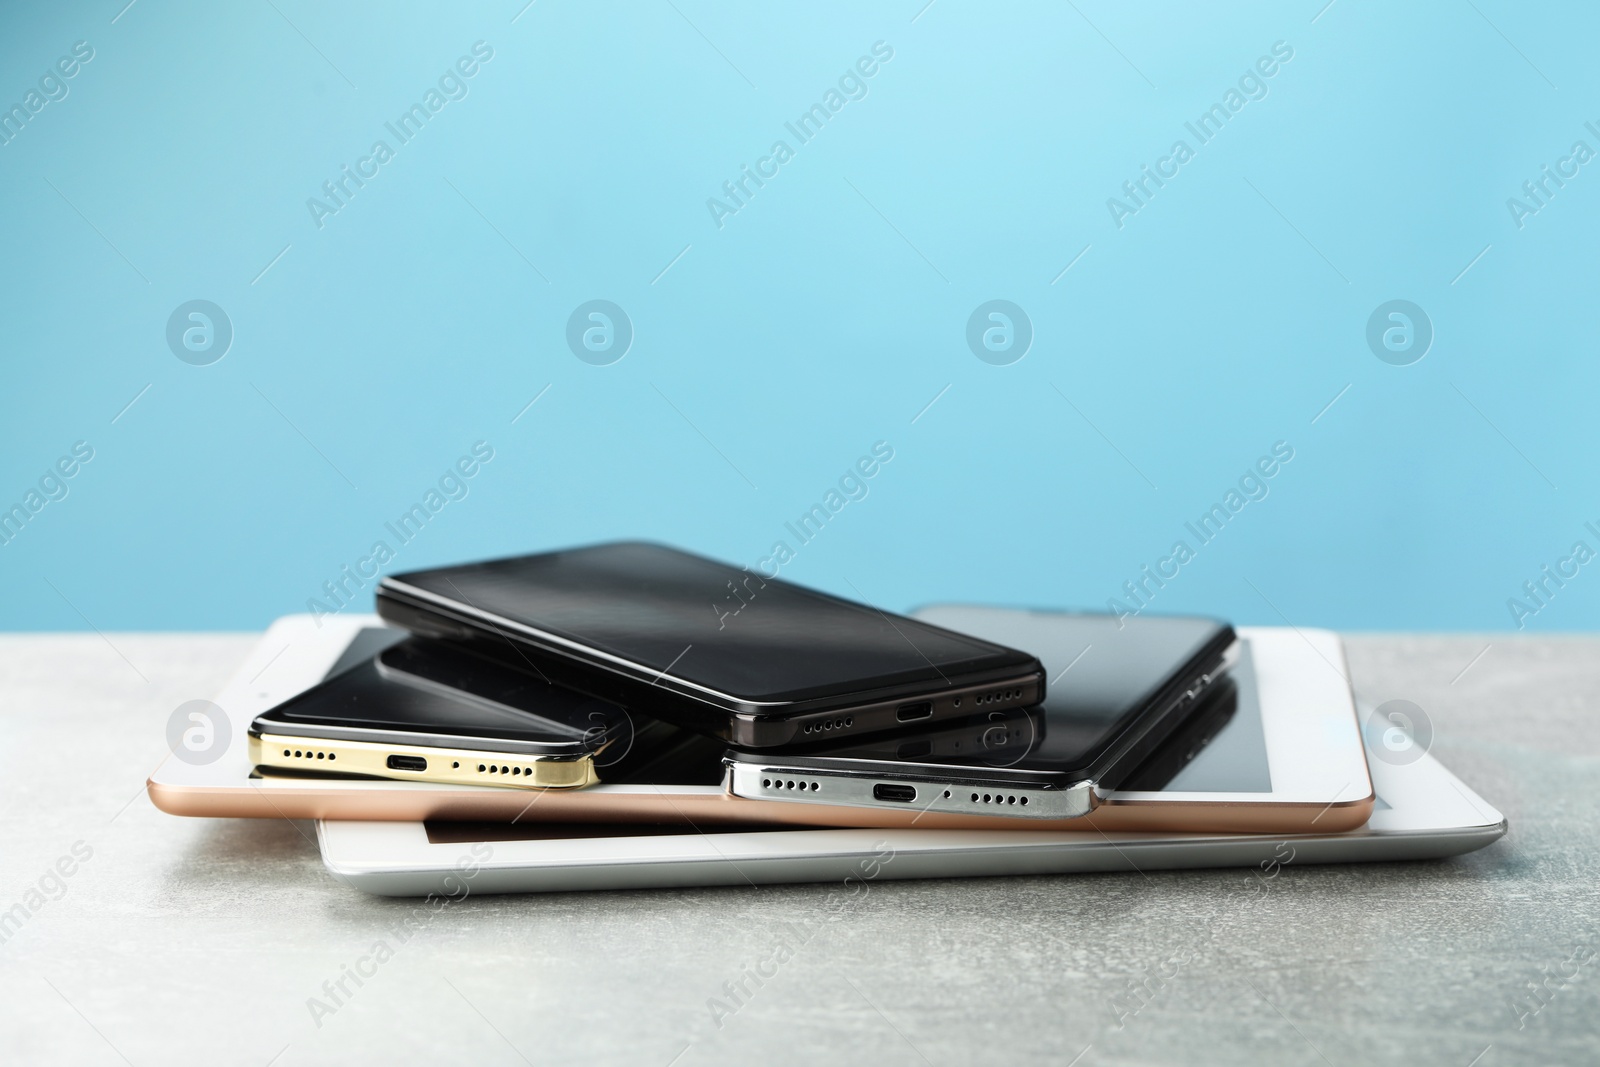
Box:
[1146, 643, 1270, 792]
[906, 607, 1272, 792]
[339, 621, 1273, 795]
[390, 543, 1030, 699]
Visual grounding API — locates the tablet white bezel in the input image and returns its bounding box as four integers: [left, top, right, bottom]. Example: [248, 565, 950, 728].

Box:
[1104, 625, 1371, 806]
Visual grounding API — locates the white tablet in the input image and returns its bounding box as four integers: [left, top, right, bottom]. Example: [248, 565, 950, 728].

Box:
[150, 614, 1371, 834]
[316, 728, 1503, 896]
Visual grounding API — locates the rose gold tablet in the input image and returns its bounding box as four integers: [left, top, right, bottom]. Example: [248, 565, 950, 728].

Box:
[149, 615, 1370, 833]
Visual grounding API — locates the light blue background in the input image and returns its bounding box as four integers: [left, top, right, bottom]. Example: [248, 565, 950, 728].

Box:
[2, 0, 1596, 634]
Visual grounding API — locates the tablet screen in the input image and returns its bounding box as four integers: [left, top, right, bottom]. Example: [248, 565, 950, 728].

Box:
[335, 624, 1273, 796]
[1133, 642, 1271, 792]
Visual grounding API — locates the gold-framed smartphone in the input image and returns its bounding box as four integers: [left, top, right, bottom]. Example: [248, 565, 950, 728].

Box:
[248, 635, 628, 791]
[247, 733, 600, 789]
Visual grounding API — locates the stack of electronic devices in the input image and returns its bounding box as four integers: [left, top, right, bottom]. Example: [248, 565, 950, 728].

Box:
[150, 542, 1505, 895]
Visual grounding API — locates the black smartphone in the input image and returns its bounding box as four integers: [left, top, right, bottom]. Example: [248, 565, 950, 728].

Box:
[375, 542, 1047, 747]
[722, 606, 1237, 819]
[249, 635, 650, 790]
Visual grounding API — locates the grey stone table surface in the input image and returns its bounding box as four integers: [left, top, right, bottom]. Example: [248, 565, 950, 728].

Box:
[1, 632, 1596, 1067]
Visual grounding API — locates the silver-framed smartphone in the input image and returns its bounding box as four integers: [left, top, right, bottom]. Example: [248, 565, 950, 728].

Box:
[723, 606, 1239, 820]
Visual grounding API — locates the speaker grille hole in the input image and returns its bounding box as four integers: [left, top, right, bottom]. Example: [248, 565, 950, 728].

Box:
[764, 778, 819, 793]
[803, 716, 855, 736]
[964, 791, 1031, 806]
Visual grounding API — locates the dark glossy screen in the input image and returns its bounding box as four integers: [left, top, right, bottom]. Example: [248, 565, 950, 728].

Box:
[387, 543, 1034, 700]
[1152, 651, 1270, 791]
[419, 654, 1277, 843]
[786, 606, 1250, 777]
[255, 635, 626, 746]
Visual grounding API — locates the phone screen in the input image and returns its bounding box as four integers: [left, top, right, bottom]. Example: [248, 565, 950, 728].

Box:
[278, 618, 1270, 792]
[254, 634, 628, 749]
[777, 607, 1253, 779]
[1110, 655, 1270, 791]
[418, 660, 1273, 844]
[384, 543, 1035, 700]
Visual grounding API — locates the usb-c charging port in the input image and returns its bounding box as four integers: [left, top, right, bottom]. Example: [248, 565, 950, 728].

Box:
[874, 783, 917, 803]
[896, 701, 933, 722]
[386, 754, 427, 772]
